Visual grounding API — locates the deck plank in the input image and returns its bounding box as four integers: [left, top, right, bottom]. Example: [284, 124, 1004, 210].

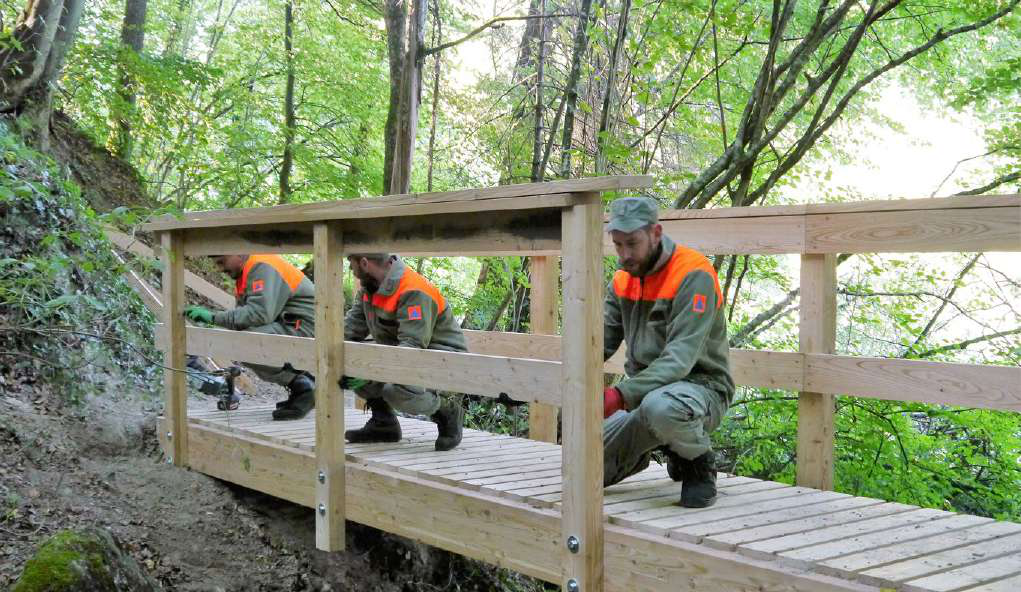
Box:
[740, 507, 948, 559]
[902, 553, 1021, 592]
[849, 528, 1021, 586]
[817, 519, 1021, 577]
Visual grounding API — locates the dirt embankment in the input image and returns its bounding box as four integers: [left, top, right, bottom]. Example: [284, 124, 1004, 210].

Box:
[1, 115, 544, 591]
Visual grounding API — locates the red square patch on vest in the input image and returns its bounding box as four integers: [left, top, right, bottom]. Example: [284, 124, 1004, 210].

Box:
[407, 305, 423, 320]
[252, 279, 265, 293]
[692, 293, 707, 313]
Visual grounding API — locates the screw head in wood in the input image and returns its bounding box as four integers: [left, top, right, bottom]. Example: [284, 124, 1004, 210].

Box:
[166, 431, 172, 440]
[566, 535, 580, 553]
[566, 578, 579, 592]
[318, 503, 326, 516]
[318, 471, 326, 484]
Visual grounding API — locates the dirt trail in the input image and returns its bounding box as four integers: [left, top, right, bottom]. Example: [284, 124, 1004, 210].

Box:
[0, 390, 539, 591]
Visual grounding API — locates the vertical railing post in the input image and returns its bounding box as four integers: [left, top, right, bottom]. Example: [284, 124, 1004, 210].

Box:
[796, 253, 837, 490]
[529, 255, 559, 443]
[560, 193, 604, 592]
[314, 223, 346, 551]
[161, 231, 188, 467]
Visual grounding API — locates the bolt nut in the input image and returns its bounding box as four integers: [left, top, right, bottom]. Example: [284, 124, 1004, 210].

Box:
[318, 471, 326, 484]
[566, 578, 579, 592]
[318, 503, 326, 516]
[566, 535, 580, 553]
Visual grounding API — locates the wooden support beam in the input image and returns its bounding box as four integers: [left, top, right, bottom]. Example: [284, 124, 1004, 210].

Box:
[313, 223, 345, 551]
[529, 256, 559, 443]
[804, 354, 1021, 411]
[560, 193, 605, 591]
[180, 208, 564, 257]
[796, 254, 837, 490]
[160, 326, 564, 406]
[160, 231, 188, 467]
[143, 176, 654, 232]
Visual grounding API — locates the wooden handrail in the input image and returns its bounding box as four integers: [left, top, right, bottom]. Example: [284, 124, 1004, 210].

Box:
[142, 175, 653, 232]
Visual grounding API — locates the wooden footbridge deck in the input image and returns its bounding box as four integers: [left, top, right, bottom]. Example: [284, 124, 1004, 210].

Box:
[160, 406, 1021, 592]
[138, 177, 1021, 591]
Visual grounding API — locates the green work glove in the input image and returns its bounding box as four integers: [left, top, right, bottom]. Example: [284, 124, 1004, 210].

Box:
[339, 376, 369, 391]
[184, 305, 214, 324]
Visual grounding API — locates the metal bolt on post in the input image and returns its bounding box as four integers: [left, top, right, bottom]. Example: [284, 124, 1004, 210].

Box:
[566, 535, 580, 553]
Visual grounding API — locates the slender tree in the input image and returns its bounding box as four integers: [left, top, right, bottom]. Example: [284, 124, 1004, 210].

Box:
[279, 0, 297, 203]
[0, 0, 85, 148]
[114, 0, 148, 160]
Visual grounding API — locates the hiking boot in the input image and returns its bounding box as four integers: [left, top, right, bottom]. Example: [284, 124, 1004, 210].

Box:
[660, 446, 685, 482]
[430, 398, 463, 452]
[272, 374, 316, 420]
[680, 450, 717, 508]
[344, 398, 401, 443]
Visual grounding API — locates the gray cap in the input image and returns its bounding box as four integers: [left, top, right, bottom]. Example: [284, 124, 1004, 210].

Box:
[607, 197, 658, 233]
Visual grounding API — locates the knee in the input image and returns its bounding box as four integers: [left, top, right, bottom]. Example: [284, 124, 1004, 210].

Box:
[638, 390, 700, 438]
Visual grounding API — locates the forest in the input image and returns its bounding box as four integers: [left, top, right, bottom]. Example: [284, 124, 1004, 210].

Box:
[0, 0, 1018, 590]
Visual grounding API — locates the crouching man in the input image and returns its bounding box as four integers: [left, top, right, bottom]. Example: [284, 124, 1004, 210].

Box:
[185, 254, 316, 421]
[602, 198, 735, 507]
[342, 253, 466, 451]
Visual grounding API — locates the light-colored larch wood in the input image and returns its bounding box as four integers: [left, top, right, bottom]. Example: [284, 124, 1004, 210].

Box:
[528, 255, 560, 443]
[559, 193, 606, 591]
[313, 222, 345, 551]
[160, 231, 188, 467]
[796, 253, 836, 490]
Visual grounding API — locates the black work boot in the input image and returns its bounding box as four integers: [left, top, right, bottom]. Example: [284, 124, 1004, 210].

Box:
[660, 446, 685, 482]
[272, 374, 316, 420]
[430, 398, 463, 452]
[344, 398, 401, 443]
[680, 450, 718, 508]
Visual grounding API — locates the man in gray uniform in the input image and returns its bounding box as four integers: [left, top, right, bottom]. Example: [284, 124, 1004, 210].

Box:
[341, 253, 467, 451]
[185, 254, 316, 420]
[602, 197, 735, 507]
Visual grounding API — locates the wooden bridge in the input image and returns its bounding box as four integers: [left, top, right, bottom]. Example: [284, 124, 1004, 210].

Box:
[139, 177, 1021, 591]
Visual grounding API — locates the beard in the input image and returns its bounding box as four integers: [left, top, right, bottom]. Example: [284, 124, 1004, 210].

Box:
[361, 277, 381, 294]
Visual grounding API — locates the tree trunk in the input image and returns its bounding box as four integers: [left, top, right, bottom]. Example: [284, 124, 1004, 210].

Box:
[382, 0, 406, 194]
[279, 0, 296, 204]
[114, 0, 148, 160]
[388, 0, 427, 195]
[529, 0, 546, 183]
[594, 0, 631, 175]
[425, 0, 441, 192]
[558, 0, 594, 178]
[0, 0, 85, 149]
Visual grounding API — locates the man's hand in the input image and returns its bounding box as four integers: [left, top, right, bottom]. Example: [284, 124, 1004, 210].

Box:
[184, 305, 214, 324]
[339, 376, 370, 391]
[603, 386, 627, 418]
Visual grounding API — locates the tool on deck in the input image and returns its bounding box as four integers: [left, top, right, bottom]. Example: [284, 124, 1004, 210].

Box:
[217, 365, 243, 411]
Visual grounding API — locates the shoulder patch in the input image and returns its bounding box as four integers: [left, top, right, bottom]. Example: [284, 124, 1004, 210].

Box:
[692, 293, 707, 313]
[252, 279, 265, 293]
[407, 305, 423, 320]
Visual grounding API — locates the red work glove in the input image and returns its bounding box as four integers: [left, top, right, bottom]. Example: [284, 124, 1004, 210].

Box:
[603, 386, 627, 418]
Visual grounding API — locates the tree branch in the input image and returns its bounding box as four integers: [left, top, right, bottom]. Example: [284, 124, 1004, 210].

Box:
[421, 13, 573, 56]
[954, 170, 1021, 196]
[914, 327, 1021, 359]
